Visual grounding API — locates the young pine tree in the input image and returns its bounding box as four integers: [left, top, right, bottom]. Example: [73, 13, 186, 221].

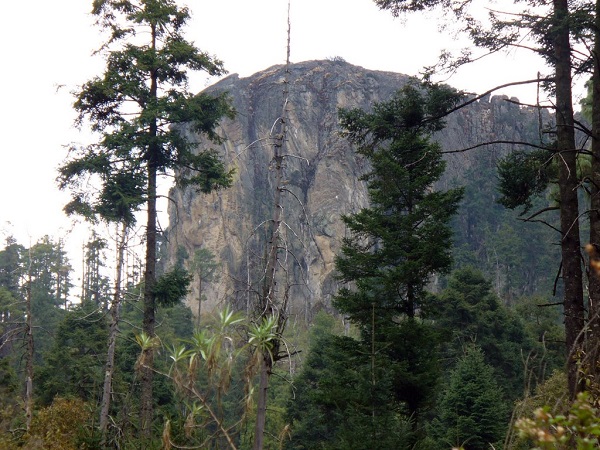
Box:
[286, 322, 412, 450]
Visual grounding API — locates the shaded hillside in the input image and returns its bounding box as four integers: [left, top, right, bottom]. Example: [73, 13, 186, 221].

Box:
[163, 59, 556, 318]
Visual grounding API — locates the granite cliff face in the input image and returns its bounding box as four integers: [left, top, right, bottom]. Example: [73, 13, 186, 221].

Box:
[164, 60, 545, 319]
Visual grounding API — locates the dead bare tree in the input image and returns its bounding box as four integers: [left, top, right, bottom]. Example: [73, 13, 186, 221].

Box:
[99, 222, 128, 445]
[24, 257, 33, 432]
[252, 3, 297, 448]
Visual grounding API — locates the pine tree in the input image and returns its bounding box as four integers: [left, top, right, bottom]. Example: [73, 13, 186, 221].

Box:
[189, 248, 218, 327]
[0, 238, 25, 359]
[434, 347, 508, 450]
[334, 80, 463, 429]
[0, 237, 24, 297]
[336, 81, 463, 322]
[58, 0, 234, 438]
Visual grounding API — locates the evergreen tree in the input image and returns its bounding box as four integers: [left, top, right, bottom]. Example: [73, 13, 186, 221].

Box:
[27, 236, 72, 314]
[189, 247, 218, 327]
[336, 81, 463, 323]
[13, 237, 72, 363]
[433, 267, 534, 399]
[334, 80, 463, 429]
[82, 233, 111, 308]
[0, 239, 25, 359]
[433, 347, 508, 450]
[37, 302, 108, 406]
[287, 333, 410, 450]
[0, 236, 72, 432]
[57, 0, 235, 437]
[0, 237, 24, 297]
[0, 288, 20, 358]
[373, 0, 589, 399]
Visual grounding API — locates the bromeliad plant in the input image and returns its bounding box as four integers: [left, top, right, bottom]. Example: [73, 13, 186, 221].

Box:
[248, 315, 278, 362]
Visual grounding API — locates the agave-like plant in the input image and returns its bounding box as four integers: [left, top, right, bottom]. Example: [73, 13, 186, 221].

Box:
[160, 308, 247, 450]
[169, 344, 193, 364]
[184, 402, 205, 438]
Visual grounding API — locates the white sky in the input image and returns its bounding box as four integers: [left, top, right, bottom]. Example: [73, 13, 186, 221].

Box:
[0, 0, 577, 282]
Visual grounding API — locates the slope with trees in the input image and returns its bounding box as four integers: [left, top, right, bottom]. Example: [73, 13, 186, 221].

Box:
[9, 0, 600, 446]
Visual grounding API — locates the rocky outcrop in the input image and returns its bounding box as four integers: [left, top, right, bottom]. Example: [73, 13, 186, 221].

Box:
[163, 59, 546, 320]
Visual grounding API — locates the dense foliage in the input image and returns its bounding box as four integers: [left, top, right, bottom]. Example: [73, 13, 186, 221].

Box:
[287, 318, 412, 449]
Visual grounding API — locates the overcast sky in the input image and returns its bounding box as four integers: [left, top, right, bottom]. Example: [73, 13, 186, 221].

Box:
[0, 0, 571, 276]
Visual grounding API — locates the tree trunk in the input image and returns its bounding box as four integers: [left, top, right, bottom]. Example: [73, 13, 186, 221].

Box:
[24, 269, 34, 432]
[140, 162, 157, 440]
[587, 0, 600, 386]
[140, 22, 159, 440]
[140, 151, 158, 439]
[100, 223, 127, 445]
[253, 355, 271, 450]
[253, 133, 283, 450]
[252, 7, 291, 447]
[553, 0, 585, 399]
[197, 276, 202, 329]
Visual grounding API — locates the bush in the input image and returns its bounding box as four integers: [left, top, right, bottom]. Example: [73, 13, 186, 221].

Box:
[23, 397, 94, 450]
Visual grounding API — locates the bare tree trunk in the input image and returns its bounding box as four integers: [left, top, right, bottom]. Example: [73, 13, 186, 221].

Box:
[100, 222, 127, 444]
[553, 0, 585, 399]
[253, 113, 284, 450]
[253, 6, 291, 448]
[24, 268, 34, 432]
[253, 356, 271, 450]
[197, 276, 202, 329]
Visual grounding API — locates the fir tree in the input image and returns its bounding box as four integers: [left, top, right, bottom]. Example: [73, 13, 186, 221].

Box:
[334, 80, 463, 434]
[433, 347, 508, 450]
[335, 81, 463, 323]
[286, 315, 412, 450]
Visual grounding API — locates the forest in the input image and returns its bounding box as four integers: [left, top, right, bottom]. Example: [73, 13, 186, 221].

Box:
[3, 0, 600, 449]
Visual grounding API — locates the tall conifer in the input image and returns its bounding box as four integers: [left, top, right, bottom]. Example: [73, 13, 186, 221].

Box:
[58, 0, 234, 439]
[334, 81, 463, 427]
